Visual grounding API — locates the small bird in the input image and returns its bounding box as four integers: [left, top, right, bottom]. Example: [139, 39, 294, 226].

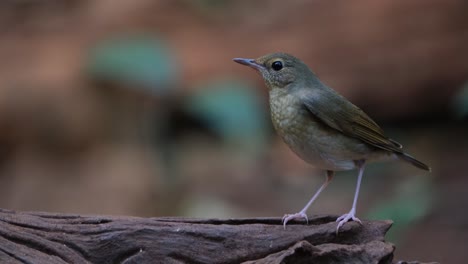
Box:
[233, 53, 430, 232]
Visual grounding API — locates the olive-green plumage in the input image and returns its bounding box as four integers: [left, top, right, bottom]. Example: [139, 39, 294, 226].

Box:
[233, 52, 430, 231]
[234, 52, 430, 171]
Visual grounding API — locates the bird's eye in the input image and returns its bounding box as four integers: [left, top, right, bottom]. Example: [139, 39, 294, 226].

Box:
[271, 61, 283, 71]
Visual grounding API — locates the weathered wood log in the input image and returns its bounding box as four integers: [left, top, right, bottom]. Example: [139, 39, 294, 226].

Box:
[0, 208, 424, 263]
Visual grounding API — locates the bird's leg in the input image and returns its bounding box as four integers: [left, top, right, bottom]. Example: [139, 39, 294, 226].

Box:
[336, 160, 365, 233]
[282, 170, 334, 228]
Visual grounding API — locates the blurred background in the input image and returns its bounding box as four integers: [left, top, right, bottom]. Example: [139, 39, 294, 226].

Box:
[0, 0, 467, 262]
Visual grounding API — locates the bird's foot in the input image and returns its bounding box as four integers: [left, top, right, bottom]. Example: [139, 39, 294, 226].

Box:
[282, 211, 308, 229]
[336, 208, 361, 234]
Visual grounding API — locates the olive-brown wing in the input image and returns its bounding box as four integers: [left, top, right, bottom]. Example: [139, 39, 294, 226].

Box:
[300, 90, 403, 153]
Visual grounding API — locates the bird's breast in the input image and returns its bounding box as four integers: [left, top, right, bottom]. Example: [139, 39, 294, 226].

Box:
[269, 92, 329, 164]
[269, 93, 307, 140]
[268, 91, 383, 171]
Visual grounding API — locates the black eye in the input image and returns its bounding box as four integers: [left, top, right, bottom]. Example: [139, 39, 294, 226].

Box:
[271, 61, 283, 71]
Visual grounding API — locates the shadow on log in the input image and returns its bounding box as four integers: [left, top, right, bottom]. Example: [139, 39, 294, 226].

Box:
[0, 208, 434, 263]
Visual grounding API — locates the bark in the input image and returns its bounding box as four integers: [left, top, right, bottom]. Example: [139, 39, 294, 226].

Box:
[0, 209, 433, 264]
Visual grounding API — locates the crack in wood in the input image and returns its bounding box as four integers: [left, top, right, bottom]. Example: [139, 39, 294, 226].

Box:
[0, 232, 71, 263]
[114, 247, 144, 263]
[0, 246, 32, 264]
[152, 215, 337, 226]
[49, 238, 90, 262]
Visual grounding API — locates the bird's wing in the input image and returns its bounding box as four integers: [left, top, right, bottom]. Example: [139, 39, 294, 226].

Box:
[300, 90, 403, 153]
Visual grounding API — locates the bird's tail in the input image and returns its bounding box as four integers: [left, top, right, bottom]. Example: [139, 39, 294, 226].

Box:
[397, 152, 431, 172]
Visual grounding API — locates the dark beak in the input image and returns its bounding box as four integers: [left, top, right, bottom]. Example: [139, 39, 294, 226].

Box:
[233, 58, 264, 71]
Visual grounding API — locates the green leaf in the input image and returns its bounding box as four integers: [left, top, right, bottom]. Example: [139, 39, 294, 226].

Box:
[87, 35, 179, 94]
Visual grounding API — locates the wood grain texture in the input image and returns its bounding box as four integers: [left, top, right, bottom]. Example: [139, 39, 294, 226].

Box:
[0, 209, 398, 263]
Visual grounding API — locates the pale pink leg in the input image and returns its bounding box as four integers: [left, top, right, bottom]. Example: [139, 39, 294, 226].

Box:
[282, 170, 334, 228]
[336, 160, 365, 233]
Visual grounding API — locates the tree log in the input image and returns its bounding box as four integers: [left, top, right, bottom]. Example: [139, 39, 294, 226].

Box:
[0, 208, 432, 264]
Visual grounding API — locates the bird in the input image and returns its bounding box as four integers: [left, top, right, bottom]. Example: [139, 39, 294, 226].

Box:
[233, 52, 430, 233]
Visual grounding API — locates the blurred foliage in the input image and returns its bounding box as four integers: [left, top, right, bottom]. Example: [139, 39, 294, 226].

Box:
[451, 81, 468, 120]
[366, 176, 434, 242]
[87, 36, 178, 95]
[185, 79, 270, 155]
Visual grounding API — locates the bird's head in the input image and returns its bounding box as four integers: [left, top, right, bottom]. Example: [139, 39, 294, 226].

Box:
[233, 52, 314, 91]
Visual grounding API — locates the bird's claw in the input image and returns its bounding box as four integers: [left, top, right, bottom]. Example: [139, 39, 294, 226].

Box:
[336, 208, 361, 234]
[282, 212, 308, 229]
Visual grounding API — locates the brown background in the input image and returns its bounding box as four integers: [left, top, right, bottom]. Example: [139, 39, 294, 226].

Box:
[0, 0, 467, 263]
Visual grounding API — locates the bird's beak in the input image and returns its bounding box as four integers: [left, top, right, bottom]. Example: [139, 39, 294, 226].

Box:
[233, 58, 265, 71]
